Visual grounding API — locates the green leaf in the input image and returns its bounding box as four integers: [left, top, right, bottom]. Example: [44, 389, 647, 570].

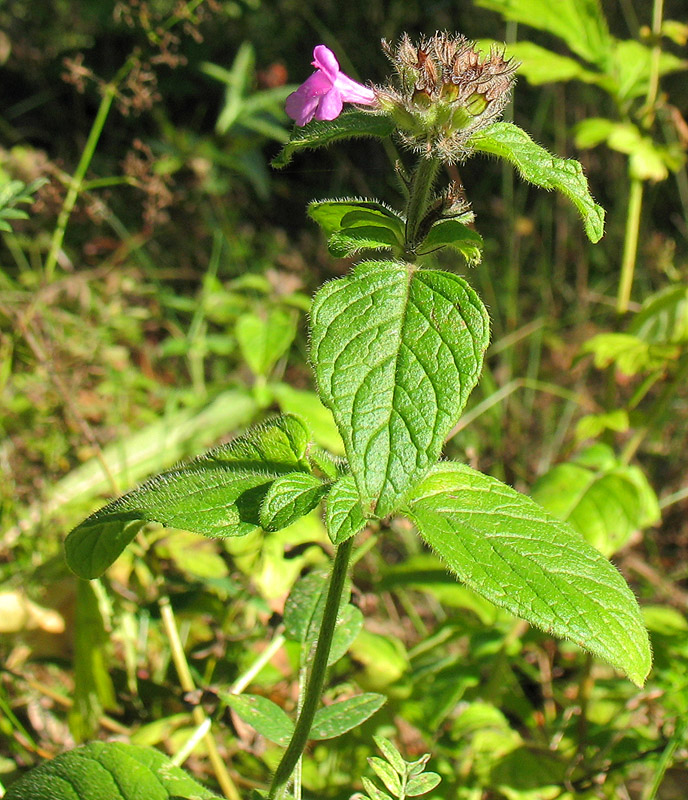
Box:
[283, 570, 349, 652]
[406, 773, 442, 796]
[420, 219, 484, 265]
[630, 285, 688, 345]
[309, 199, 405, 257]
[218, 693, 294, 746]
[259, 472, 327, 531]
[310, 261, 489, 517]
[310, 693, 386, 740]
[65, 415, 312, 579]
[272, 111, 395, 168]
[405, 462, 652, 686]
[531, 445, 660, 556]
[271, 383, 345, 455]
[361, 777, 394, 800]
[469, 122, 605, 242]
[235, 308, 297, 377]
[477, 40, 600, 85]
[328, 603, 364, 666]
[373, 736, 407, 776]
[474, 0, 612, 66]
[369, 757, 403, 796]
[4, 741, 220, 799]
[582, 332, 680, 374]
[608, 39, 687, 102]
[326, 473, 369, 545]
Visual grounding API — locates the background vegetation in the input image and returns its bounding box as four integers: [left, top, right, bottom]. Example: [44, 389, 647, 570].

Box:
[1, 0, 687, 797]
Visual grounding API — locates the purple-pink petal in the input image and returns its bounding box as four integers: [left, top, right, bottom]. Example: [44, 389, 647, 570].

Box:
[333, 72, 376, 105]
[315, 88, 344, 121]
[311, 45, 340, 83]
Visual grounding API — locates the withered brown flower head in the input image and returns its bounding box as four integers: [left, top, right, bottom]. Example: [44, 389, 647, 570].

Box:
[377, 32, 518, 162]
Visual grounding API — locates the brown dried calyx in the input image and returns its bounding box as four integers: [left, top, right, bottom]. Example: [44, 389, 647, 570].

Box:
[377, 32, 518, 162]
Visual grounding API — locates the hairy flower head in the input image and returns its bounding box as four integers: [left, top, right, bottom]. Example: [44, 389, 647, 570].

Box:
[377, 32, 517, 162]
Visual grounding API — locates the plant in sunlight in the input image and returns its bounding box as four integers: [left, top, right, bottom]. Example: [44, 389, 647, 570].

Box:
[6, 31, 651, 800]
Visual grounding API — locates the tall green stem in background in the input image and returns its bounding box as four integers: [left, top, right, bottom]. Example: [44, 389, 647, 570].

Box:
[267, 538, 354, 800]
[616, 0, 664, 313]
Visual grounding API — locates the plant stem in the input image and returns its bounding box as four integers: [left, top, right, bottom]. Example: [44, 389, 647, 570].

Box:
[268, 537, 355, 800]
[404, 157, 441, 257]
[642, 714, 688, 800]
[616, 176, 643, 314]
[44, 69, 128, 281]
[158, 594, 241, 800]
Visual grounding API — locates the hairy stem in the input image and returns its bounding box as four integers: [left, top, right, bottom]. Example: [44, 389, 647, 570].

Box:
[404, 157, 441, 256]
[268, 537, 354, 800]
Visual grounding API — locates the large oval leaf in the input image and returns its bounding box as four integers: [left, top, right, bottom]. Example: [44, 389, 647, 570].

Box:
[310, 261, 489, 517]
[65, 415, 312, 579]
[405, 462, 651, 686]
[4, 741, 220, 799]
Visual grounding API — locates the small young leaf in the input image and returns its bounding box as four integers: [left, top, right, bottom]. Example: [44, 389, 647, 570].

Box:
[259, 472, 327, 532]
[368, 757, 403, 796]
[468, 122, 605, 242]
[65, 415, 312, 579]
[272, 111, 395, 168]
[310, 693, 386, 739]
[406, 772, 442, 796]
[582, 332, 679, 375]
[4, 741, 220, 799]
[420, 219, 484, 265]
[326, 473, 369, 545]
[405, 463, 652, 686]
[235, 308, 297, 377]
[361, 776, 394, 800]
[311, 261, 489, 517]
[219, 693, 294, 746]
[328, 226, 401, 258]
[309, 201, 405, 257]
[630, 284, 688, 345]
[373, 736, 407, 776]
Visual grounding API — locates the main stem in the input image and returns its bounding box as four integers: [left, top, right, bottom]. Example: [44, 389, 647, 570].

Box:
[268, 537, 354, 800]
[404, 156, 441, 257]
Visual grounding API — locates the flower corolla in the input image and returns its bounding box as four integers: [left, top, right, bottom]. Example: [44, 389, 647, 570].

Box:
[286, 45, 376, 127]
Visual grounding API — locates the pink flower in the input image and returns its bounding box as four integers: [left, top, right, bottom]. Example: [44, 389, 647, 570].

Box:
[286, 45, 376, 127]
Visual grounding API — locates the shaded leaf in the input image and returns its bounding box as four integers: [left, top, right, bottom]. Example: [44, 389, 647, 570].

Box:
[310, 261, 489, 517]
[4, 741, 220, 799]
[219, 693, 294, 746]
[259, 472, 327, 532]
[469, 122, 605, 242]
[65, 415, 312, 579]
[310, 693, 386, 740]
[328, 603, 364, 666]
[272, 111, 395, 168]
[309, 200, 405, 258]
[405, 462, 652, 685]
[406, 772, 442, 796]
[326, 473, 368, 545]
[630, 284, 688, 345]
[420, 219, 484, 265]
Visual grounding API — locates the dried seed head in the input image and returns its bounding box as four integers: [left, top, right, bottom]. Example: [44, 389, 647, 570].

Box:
[375, 31, 518, 163]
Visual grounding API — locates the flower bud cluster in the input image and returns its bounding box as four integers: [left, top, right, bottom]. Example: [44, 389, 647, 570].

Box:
[376, 32, 517, 162]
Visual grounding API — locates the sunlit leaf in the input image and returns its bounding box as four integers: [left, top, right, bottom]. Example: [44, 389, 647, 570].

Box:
[405, 462, 652, 685]
[310, 261, 489, 517]
[259, 472, 327, 531]
[469, 122, 605, 242]
[65, 415, 312, 579]
[326, 473, 368, 545]
[4, 741, 220, 799]
[310, 693, 386, 740]
[219, 693, 294, 746]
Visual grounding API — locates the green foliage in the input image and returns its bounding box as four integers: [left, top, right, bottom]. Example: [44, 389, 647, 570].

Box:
[405, 463, 652, 685]
[310, 261, 489, 517]
[0, 178, 46, 232]
[308, 199, 406, 258]
[468, 122, 605, 242]
[360, 737, 441, 800]
[64, 415, 313, 579]
[325, 473, 368, 545]
[310, 693, 386, 739]
[235, 307, 298, 378]
[532, 443, 660, 556]
[272, 111, 396, 168]
[220, 693, 295, 746]
[4, 742, 220, 800]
